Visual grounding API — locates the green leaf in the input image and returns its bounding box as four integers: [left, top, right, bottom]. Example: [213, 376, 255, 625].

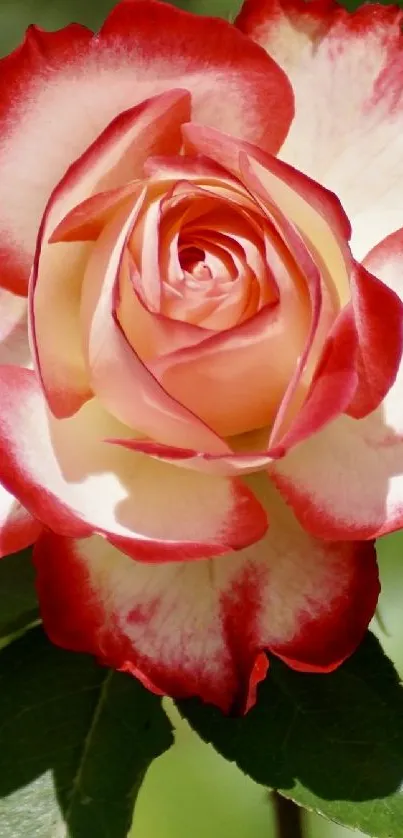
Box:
[0, 548, 39, 643]
[0, 627, 173, 838]
[178, 632, 403, 838]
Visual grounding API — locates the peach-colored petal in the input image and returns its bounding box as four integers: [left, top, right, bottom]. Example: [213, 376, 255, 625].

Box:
[117, 253, 213, 362]
[151, 292, 310, 437]
[50, 181, 141, 243]
[183, 122, 351, 307]
[81, 196, 230, 453]
[239, 152, 338, 446]
[31, 89, 191, 419]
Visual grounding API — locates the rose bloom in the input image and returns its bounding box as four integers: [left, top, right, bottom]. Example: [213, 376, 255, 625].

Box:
[1, 0, 403, 712]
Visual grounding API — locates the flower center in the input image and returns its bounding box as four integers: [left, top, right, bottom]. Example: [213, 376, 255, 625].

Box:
[179, 245, 212, 281]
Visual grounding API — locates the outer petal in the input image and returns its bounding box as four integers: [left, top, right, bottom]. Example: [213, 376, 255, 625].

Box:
[237, 0, 403, 258]
[269, 305, 359, 456]
[0, 0, 293, 294]
[0, 366, 267, 561]
[273, 260, 403, 452]
[101, 0, 293, 153]
[271, 228, 403, 539]
[33, 476, 379, 712]
[0, 23, 93, 295]
[0, 485, 41, 558]
[0, 290, 41, 554]
[345, 263, 403, 419]
[0, 288, 31, 368]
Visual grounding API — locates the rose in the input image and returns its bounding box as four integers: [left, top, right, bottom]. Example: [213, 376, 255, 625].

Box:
[0, 0, 401, 713]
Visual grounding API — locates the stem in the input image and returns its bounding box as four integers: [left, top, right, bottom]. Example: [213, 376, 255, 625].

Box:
[272, 791, 304, 838]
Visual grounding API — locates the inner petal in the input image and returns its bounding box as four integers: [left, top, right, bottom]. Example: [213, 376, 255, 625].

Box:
[157, 187, 275, 331]
[179, 244, 213, 283]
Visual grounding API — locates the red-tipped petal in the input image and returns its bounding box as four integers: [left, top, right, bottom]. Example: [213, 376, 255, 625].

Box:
[34, 475, 378, 712]
[346, 263, 403, 418]
[270, 226, 403, 539]
[0, 0, 293, 294]
[0, 366, 267, 561]
[30, 88, 192, 419]
[0, 484, 41, 558]
[237, 0, 403, 259]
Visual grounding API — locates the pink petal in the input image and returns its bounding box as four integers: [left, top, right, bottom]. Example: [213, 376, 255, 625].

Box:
[0, 290, 41, 553]
[0, 23, 93, 295]
[101, 1, 293, 154]
[147, 163, 323, 440]
[238, 150, 342, 447]
[270, 226, 403, 539]
[81, 195, 230, 453]
[107, 437, 273, 478]
[237, 0, 403, 258]
[0, 0, 293, 294]
[151, 298, 309, 437]
[183, 123, 352, 308]
[111, 212, 342, 479]
[50, 182, 143, 244]
[269, 305, 359, 456]
[181, 126, 357, 446]
[0, 365, 267, 560]
[0, 289, 31, 368]
[33, 475, 378, 712]
[30, 89, 191, 419]
[144, 153, 246, 193]
[117, 253, 213, 361]
[0, 484, 41, 558]
[346, 262, 403, 419]
[122, 240, 402, 471]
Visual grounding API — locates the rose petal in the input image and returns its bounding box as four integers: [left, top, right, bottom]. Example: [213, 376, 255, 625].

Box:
[149, 189, 313, 438]
[269, 305, 359, 456]
[102, 1, 293, 153]
[0, 288, 30, 368]
[0, 290, 40, 554]
[270, 226, 403, 539]
[346, 262, 403, 419]
[0, 484, 41, 558]
[151, 297, 309, 437]
[0, 0, 293, 294]
[50, 182, 142, 244]
[33, 475, 378, 712]
[81, 196, 230, 453]
[117, 253, 213, 362]
[31, 89, 191, 419]
[183, 123, 351, 308]
[0, 365, 267, 561]
[0, 23, 93, 295]
[236, 0, 403, 258]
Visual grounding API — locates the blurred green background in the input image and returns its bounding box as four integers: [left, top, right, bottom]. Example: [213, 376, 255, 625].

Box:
[1, 1, 402, 837]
